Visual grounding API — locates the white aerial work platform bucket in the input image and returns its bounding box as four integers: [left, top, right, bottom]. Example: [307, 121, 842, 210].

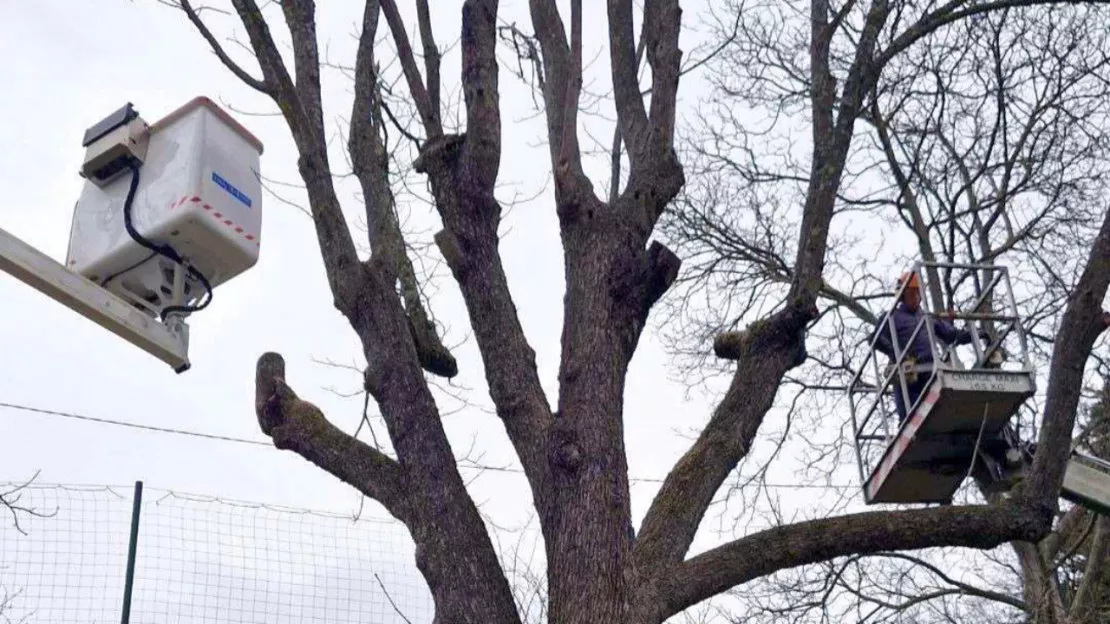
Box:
[66, 97, 264, 320]
[0, 96, 264, 373]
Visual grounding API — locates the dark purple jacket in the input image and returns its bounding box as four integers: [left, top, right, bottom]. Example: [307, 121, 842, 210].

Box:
[873, 303, 972, 362]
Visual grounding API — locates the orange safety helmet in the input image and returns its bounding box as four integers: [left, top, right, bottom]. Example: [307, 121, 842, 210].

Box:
[896, 271, 921, 291]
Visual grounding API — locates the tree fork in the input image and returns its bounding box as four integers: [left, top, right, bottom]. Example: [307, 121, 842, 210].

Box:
[255, 352, 522, 624]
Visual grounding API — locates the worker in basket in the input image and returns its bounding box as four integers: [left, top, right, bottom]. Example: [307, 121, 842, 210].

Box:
[872, 271, 987, 422]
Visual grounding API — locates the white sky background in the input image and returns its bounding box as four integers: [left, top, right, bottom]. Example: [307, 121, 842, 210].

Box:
[0, 0, 918, 620]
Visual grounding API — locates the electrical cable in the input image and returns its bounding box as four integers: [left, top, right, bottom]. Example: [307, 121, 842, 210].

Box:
[0, 401, 268, 446]
[0, 400, 857, 490]
[120, 159, 213, 319]
[99, 251, 157, 288]
[963, 403, 991, 487]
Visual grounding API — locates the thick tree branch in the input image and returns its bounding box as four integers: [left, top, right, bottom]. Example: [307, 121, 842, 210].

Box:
[616, 0, 686, 230]
[607, 0, 649, 169]
[608, 34, 648, 204]
[460, 0, 502, 194]
[791, 0, 890, 302]
[280, 0, 325, 142]
[525, 0, 595, 214]
[380, 0, 442, 136]
[430, 220, 554, 482]
[411, 2, 553, 499]
[255, 352, 409, 516]
[643, 0, 682, 167]
[229, 0, 314, 142]
[635, 1, 893, 575]
[415, 0, 441, 124]
[350, 0, 457, 378]
[651, 502, 1048, 621]
[808, 0, 836, 175]
[177, 0, 269, 93]
[635, 302, 814, 572]
[526, 0, 569, 123]
[1022, 204, 1110, 511]
[256, 352, 520, 624]
[225, 0, 363, 309]
[556, 0, 583, 179]
[819, 279, 879, 326]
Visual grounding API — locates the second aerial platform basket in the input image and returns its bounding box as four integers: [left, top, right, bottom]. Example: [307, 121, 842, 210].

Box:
[66, 97, 264, 318]
[847, 261, 1038, 506]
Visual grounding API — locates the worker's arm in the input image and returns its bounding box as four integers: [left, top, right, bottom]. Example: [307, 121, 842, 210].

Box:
[872, 313, 896, 357]
[931, 317, 969, 345]
[932, 315, 988, 345]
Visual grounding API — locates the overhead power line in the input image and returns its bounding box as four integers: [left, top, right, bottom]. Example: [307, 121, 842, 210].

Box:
[0, 400, 269, 446]
[0, 400, 857, 490]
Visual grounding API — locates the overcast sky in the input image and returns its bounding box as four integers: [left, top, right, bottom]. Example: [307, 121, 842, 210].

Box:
[0, 1, 872, 621]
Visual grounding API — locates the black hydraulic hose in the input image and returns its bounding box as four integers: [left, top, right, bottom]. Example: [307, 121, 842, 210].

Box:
[120, 159, 212, 319]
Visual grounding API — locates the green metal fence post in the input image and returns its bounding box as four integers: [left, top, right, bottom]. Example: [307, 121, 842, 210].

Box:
[120, 480, 143, 624]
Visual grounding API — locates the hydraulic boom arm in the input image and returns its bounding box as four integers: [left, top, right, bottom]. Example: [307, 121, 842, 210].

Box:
[976, 425, 1110, 517]
[0, 224, 190, 373]
[1062, 451, 1110, 517]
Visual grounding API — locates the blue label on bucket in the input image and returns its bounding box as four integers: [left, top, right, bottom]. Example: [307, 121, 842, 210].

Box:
[212, 171, 252, 208]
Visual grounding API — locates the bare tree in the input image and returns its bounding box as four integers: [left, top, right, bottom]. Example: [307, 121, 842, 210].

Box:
[661, 2, 1110, 623]
[162, 1, 1110, 623]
